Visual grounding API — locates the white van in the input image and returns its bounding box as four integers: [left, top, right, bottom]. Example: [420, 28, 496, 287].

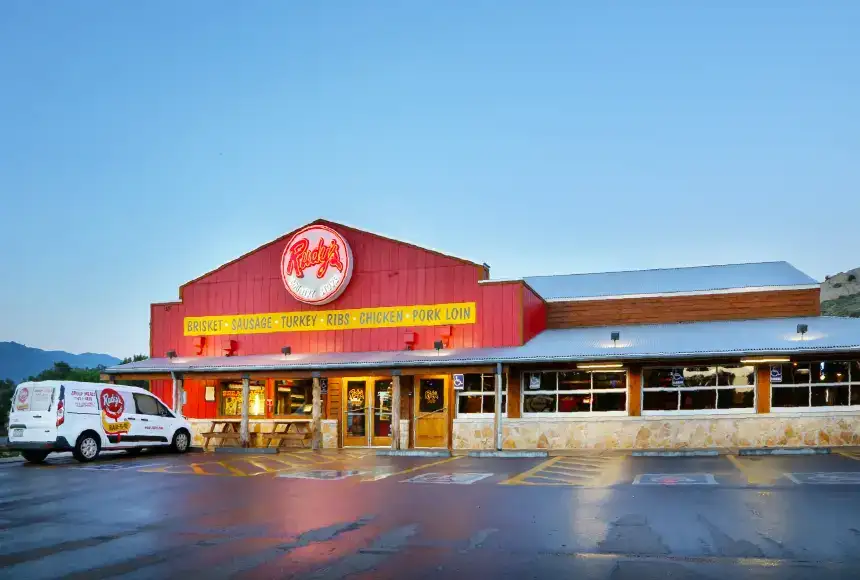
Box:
[6, 381, 192, 464]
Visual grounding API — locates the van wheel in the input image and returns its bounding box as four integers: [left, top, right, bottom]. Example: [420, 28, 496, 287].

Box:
[172, 430, 190, 453]
[73, 432, 101, 462]
[21, 450, 49, 464]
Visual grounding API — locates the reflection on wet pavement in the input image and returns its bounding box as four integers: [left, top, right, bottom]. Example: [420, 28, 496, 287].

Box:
[4, 451, 860, 577]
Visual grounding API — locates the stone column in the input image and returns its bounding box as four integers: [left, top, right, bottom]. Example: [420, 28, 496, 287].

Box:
[391, 372, 401, 450]
[312, 375, 322, 451]
[240, 375, 250, 448]
[494, 363, 503, 450]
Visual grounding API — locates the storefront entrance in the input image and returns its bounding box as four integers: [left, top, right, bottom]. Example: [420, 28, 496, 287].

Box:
[342, 378, 393, 447]
[413, 376, 449, 448]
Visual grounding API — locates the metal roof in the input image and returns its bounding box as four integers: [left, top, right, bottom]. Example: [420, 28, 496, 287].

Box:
[106, 316, 860, 375]
[521, 261, 819, 301]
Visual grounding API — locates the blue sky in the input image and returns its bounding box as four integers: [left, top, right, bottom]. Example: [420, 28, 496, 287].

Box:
[1, 1, 858, 357]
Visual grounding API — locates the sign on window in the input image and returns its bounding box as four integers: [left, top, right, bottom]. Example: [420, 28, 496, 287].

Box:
[671, 370, 685, 387]
[529, 375, 541, 390]
[453, 374, 464, 390]
[320, 378, 328, 395]
[770, 365, 783, 384]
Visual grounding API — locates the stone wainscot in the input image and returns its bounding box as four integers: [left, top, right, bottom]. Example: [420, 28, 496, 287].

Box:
[453, 413, 860, 451]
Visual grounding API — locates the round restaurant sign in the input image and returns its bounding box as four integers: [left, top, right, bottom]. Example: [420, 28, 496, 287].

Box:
[281, 225, 354, 305]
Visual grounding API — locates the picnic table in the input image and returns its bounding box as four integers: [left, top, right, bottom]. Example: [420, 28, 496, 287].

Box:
[260, 419, 313, 449]
[201, 419, 242, 451]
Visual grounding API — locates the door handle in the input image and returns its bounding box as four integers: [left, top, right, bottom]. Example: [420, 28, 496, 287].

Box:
[33, 415, 42, 418]
[129, 417, 137, 421]
[141, 418, 149, 422]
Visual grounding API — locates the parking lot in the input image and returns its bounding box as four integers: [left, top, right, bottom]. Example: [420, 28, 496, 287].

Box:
[5, 449, 860, 578]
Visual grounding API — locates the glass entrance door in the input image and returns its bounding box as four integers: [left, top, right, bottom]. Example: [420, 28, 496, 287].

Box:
[343, 379, 369, 447]
[371, 379, 393, 447]
[342, 378, 393, 447]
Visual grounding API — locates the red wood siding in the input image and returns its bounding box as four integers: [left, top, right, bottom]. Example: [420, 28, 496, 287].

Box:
[522, 283, 547, 343]
[151, 223, 529, 361]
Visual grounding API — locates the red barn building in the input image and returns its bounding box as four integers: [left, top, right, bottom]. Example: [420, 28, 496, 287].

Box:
[108, 219, 860, 452]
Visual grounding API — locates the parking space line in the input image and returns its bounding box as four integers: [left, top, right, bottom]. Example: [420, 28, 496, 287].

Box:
[500, 456, 563, 485]
[835, 450, 860, 462]
[371, 456, 463, 479]
[726, 455, 784, 485]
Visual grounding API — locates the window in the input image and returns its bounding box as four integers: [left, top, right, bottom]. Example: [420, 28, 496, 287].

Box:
[771, 361, 860, 409]
[642, 365, 755, 413]
[456, 374, 508, 417]
[134, 393, 173, 417]
[134, 393, 160, 415]
[219, 381, 266, 417]
[522, 370, 627, 415]
[274, 379, 313, 416]
[419, 378, 445, 413]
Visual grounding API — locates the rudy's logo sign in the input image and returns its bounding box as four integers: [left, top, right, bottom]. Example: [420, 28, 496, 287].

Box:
[281, 225, 354, 305]
[100, 388, 131, 439]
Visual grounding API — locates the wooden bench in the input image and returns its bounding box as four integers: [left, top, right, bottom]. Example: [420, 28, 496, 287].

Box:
[260, 432, 312, 449]
[262, 419, 313, 449]
[201, 420, 242, 451]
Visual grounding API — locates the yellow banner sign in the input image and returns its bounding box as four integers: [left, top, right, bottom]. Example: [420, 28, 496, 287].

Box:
[184, 302, 477, 336]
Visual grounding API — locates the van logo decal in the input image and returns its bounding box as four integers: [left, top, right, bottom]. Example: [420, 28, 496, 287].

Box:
[100, 388, 125, 420]
[15, 387, 30, 410]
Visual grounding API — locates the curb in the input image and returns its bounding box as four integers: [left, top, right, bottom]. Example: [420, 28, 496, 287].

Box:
[214, 447, 279, 455]
[376, 449, 451, 458]
[467, 450, 549, 458]
[739, 447, 831, 456]
[632, 450, 721, 457]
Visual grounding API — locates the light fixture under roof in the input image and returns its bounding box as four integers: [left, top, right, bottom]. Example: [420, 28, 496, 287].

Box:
[577, 362, 624, 370]
[740, 357, 790, 364]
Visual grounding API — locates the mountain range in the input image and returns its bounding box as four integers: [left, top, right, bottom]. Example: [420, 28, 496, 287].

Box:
[0, 342, 120, 383]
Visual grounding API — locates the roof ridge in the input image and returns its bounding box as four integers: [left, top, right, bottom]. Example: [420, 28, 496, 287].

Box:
[521, 260, 791, 281]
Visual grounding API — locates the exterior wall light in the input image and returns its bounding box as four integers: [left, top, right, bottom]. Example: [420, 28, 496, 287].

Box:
[797, 324, 808, 338]
[166, 350, 177, 359]
[610, 331, 620, 346]
[434, 340, 444, 351]
[281, 346, 291, 356]
[577, 362, 623, 370]
[739, 357, 790, 364]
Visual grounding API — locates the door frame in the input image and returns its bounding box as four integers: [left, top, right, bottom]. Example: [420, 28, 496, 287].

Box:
[412, 374, 450, 449]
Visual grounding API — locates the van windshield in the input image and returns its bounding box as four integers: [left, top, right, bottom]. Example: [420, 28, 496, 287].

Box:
[14, 385, 54, 413]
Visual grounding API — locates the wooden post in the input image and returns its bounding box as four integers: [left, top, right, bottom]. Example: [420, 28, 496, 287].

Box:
[171, 373, 184, 416]
[240, 375, 250, 448]
[312, 375, 322, 450]
[391, 372, 401, 450]
[494, 363, 503, 450]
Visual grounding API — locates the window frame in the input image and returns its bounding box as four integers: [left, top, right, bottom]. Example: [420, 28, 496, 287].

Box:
[273, 378, 314, 418]
[770, 361, 860, 412]
[216, 380, 267, 418]
[455, 373, 508, 419]
[640, 365, 757, 416]
[521, 369, 629, 417]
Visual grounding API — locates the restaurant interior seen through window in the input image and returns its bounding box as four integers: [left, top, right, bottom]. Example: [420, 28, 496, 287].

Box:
[219, 381, 266, 417]
[522, 370, 627, 414]
[642, 365, 755, 412]
[771, 361, 860, 408]
[274, 379, 313, 415]
[456, 373, 507, 416]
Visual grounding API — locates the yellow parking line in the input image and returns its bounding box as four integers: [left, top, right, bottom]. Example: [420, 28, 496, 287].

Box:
[371, 455, 463, 480]
[217, 461, 248, 477]
[835, 450, 860, 461]
[500, 456, 563, 485]
[726, 455, 782, 485]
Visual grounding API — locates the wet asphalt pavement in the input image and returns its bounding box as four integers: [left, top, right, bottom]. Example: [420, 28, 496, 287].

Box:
[3, 450, 860, 579]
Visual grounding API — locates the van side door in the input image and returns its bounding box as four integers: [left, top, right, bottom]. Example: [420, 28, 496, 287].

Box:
[132, 393, 171, 446]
